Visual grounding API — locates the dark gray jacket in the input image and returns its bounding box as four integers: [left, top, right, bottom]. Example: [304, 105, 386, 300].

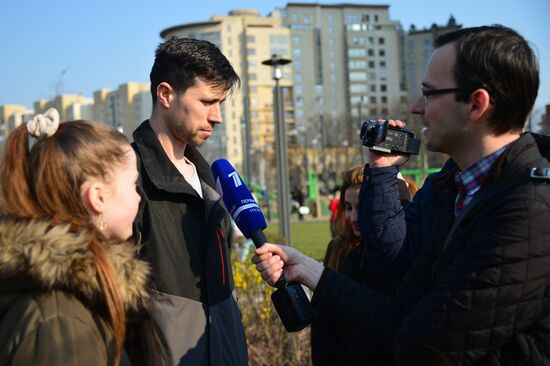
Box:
[130, 121, 247, 366]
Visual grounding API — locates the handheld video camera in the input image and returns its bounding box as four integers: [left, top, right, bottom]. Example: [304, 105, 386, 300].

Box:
[360, 120, 420, 155]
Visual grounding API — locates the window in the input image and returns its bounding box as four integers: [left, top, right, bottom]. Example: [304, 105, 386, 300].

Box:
[369, 61, 375, 68]
[348, 60, 367, 69]
[349, 72, 367, 81]
[295, 73, 303, 82]
[362, 14, 370, 22]
[378, 37, 385, 45]
[248, 35, 255, 43]
[247, 48, 255, 56]
[304, 15, 311, 24]
[379, 61, 386, 68]
[381, 96, 388, 104]
[346, 14, 358, 24]
[248, 73, 257, 81]
[374, 14, 379, 22]
[379, 49, 385, 57]
[294, 61, 302, 70]
[370, 85, 376, 92]
[293, 48, 302, 57]
[368, 49, 374, 57]
[380, 84, 387, 92]
[248, 60, 256, 67]
[349, 84, 368, 93]
[328, 15, 334, 23]
[348, 48, 367, 57]
[292, 36, 301, 45]
[370, 96, 377, 104]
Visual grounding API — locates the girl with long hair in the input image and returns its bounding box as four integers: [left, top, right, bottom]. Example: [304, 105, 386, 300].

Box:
[311, 165, 417, 365]
[0, 109, 153, 365]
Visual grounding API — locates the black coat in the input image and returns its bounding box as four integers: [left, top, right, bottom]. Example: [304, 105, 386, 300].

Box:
[311, 133, 550, 365]
[128, 121, 247, 366]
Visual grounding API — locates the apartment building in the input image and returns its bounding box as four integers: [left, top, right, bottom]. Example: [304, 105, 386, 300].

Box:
[92, 82, 151, 138]
[405, 15, 461, 169]
[0, 104, 34, 138]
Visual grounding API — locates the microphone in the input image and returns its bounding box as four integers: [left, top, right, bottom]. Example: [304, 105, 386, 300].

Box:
[212, 159, 313, 332]
[211, 158, 268, 249]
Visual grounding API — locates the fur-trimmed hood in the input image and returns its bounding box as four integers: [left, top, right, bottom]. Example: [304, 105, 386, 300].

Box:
[0, 218, 150, 310]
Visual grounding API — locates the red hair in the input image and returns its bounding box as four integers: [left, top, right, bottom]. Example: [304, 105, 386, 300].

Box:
[0, 121, 130, 364]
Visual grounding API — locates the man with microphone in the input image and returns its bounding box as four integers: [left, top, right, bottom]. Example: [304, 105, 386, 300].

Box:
[128, 37, 246, 365]
[253, 25, 550, 364]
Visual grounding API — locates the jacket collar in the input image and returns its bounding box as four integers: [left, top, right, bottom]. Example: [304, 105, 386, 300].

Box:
[132, 120, 216, 194]
[0, 218, 150, 311]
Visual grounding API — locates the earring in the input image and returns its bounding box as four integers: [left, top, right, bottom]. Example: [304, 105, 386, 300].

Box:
[99, 213, 107, 231]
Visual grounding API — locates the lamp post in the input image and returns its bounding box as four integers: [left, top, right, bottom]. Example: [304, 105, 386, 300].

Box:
[262, 54, 292, 244]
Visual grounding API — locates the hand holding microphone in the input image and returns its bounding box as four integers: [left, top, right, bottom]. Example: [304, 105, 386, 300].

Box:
[211, 159, 313, 332]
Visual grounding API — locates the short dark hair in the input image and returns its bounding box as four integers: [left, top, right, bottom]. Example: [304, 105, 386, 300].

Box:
[150, 37, 240, 104]
[435, 25, 539, 134]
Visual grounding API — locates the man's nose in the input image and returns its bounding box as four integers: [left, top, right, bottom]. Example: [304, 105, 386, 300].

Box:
[209, 104, 223, 124]
[410, 95, 424, 115]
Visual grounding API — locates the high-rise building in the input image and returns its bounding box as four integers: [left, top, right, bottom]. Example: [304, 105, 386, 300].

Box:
[405, 15, 461, 102]
[92, 82, 150, 137]
[34, 94, 93, 122]
[282, 3, 407, 141]
[0, 104, 34, 138]
[160, 9, 293, 175]
[404, 15, 461, 169]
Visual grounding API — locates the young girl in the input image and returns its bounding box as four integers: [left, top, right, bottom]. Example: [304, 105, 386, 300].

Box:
[0, 109, 151, 365]
[311, 165, 417, 365]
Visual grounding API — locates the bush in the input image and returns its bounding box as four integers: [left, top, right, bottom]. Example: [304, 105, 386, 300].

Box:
[232, 237, 312, 366]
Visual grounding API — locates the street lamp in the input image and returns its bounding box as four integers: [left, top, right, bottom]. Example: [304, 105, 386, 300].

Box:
[262, 54, 292, 244]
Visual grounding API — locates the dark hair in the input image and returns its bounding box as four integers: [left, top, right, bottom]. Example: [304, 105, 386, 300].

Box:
[435, 25, 539, 134]
[150, 37, 240, 104]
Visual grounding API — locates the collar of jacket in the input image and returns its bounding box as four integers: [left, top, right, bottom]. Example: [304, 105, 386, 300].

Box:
[0, 217, 150, 311]
[132, 120, 217, 194]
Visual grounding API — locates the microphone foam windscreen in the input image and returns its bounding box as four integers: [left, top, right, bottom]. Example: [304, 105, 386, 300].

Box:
[211, 159, 267, 237]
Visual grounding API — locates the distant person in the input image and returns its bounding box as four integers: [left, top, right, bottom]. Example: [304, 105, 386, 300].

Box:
[129, 37, 247, 365]
[253, 25, 550, 365]
[327, 189, 340, 238]
[0, 109, 153, 365]
[295, 186, 305, 220]
[311, 166, 415, 365]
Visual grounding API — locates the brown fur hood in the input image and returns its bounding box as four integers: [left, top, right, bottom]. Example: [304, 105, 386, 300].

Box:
[0, 217, 150, 310]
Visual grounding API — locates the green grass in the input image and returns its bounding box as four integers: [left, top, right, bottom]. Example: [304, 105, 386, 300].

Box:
[264, 219, 331, 261]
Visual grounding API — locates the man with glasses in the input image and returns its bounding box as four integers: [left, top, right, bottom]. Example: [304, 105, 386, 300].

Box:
[252, 25, 550, 364]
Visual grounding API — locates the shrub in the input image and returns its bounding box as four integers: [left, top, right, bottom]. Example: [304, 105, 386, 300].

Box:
[232, 240, 312, 366]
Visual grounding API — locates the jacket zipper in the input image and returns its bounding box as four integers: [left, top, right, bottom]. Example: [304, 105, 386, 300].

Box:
[216, 227, 226, 286]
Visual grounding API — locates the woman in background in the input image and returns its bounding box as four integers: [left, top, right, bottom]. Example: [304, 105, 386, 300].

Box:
[311, 165, 417, 365]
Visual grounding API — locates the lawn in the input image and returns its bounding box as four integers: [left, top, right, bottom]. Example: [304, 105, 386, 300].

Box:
[264, 219, 332, 261]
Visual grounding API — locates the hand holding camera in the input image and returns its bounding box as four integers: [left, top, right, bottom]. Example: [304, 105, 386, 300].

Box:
[360, 119, 419, 167]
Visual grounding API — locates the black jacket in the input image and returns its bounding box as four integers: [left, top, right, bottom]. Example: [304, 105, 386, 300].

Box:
[129, 121, 247, 366]
[311, 133, 550, 365]
[311, 239, 396, 365]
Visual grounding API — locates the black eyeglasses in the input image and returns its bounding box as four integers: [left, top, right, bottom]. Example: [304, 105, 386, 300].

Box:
[421, 87, 470, 105]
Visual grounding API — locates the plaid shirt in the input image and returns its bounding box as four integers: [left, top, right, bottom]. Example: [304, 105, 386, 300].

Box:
[454, 144, 510, 216]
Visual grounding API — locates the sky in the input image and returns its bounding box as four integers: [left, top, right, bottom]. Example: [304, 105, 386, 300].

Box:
[2, 0, 549, 115]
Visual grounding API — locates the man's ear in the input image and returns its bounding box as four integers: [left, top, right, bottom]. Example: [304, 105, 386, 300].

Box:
[156, 82, 175, 109]
[468, 88, 492, 122]
[81, 180, 106, 214]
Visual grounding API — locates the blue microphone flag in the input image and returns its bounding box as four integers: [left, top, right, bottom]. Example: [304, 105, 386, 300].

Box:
[211, 159, 267, 238]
